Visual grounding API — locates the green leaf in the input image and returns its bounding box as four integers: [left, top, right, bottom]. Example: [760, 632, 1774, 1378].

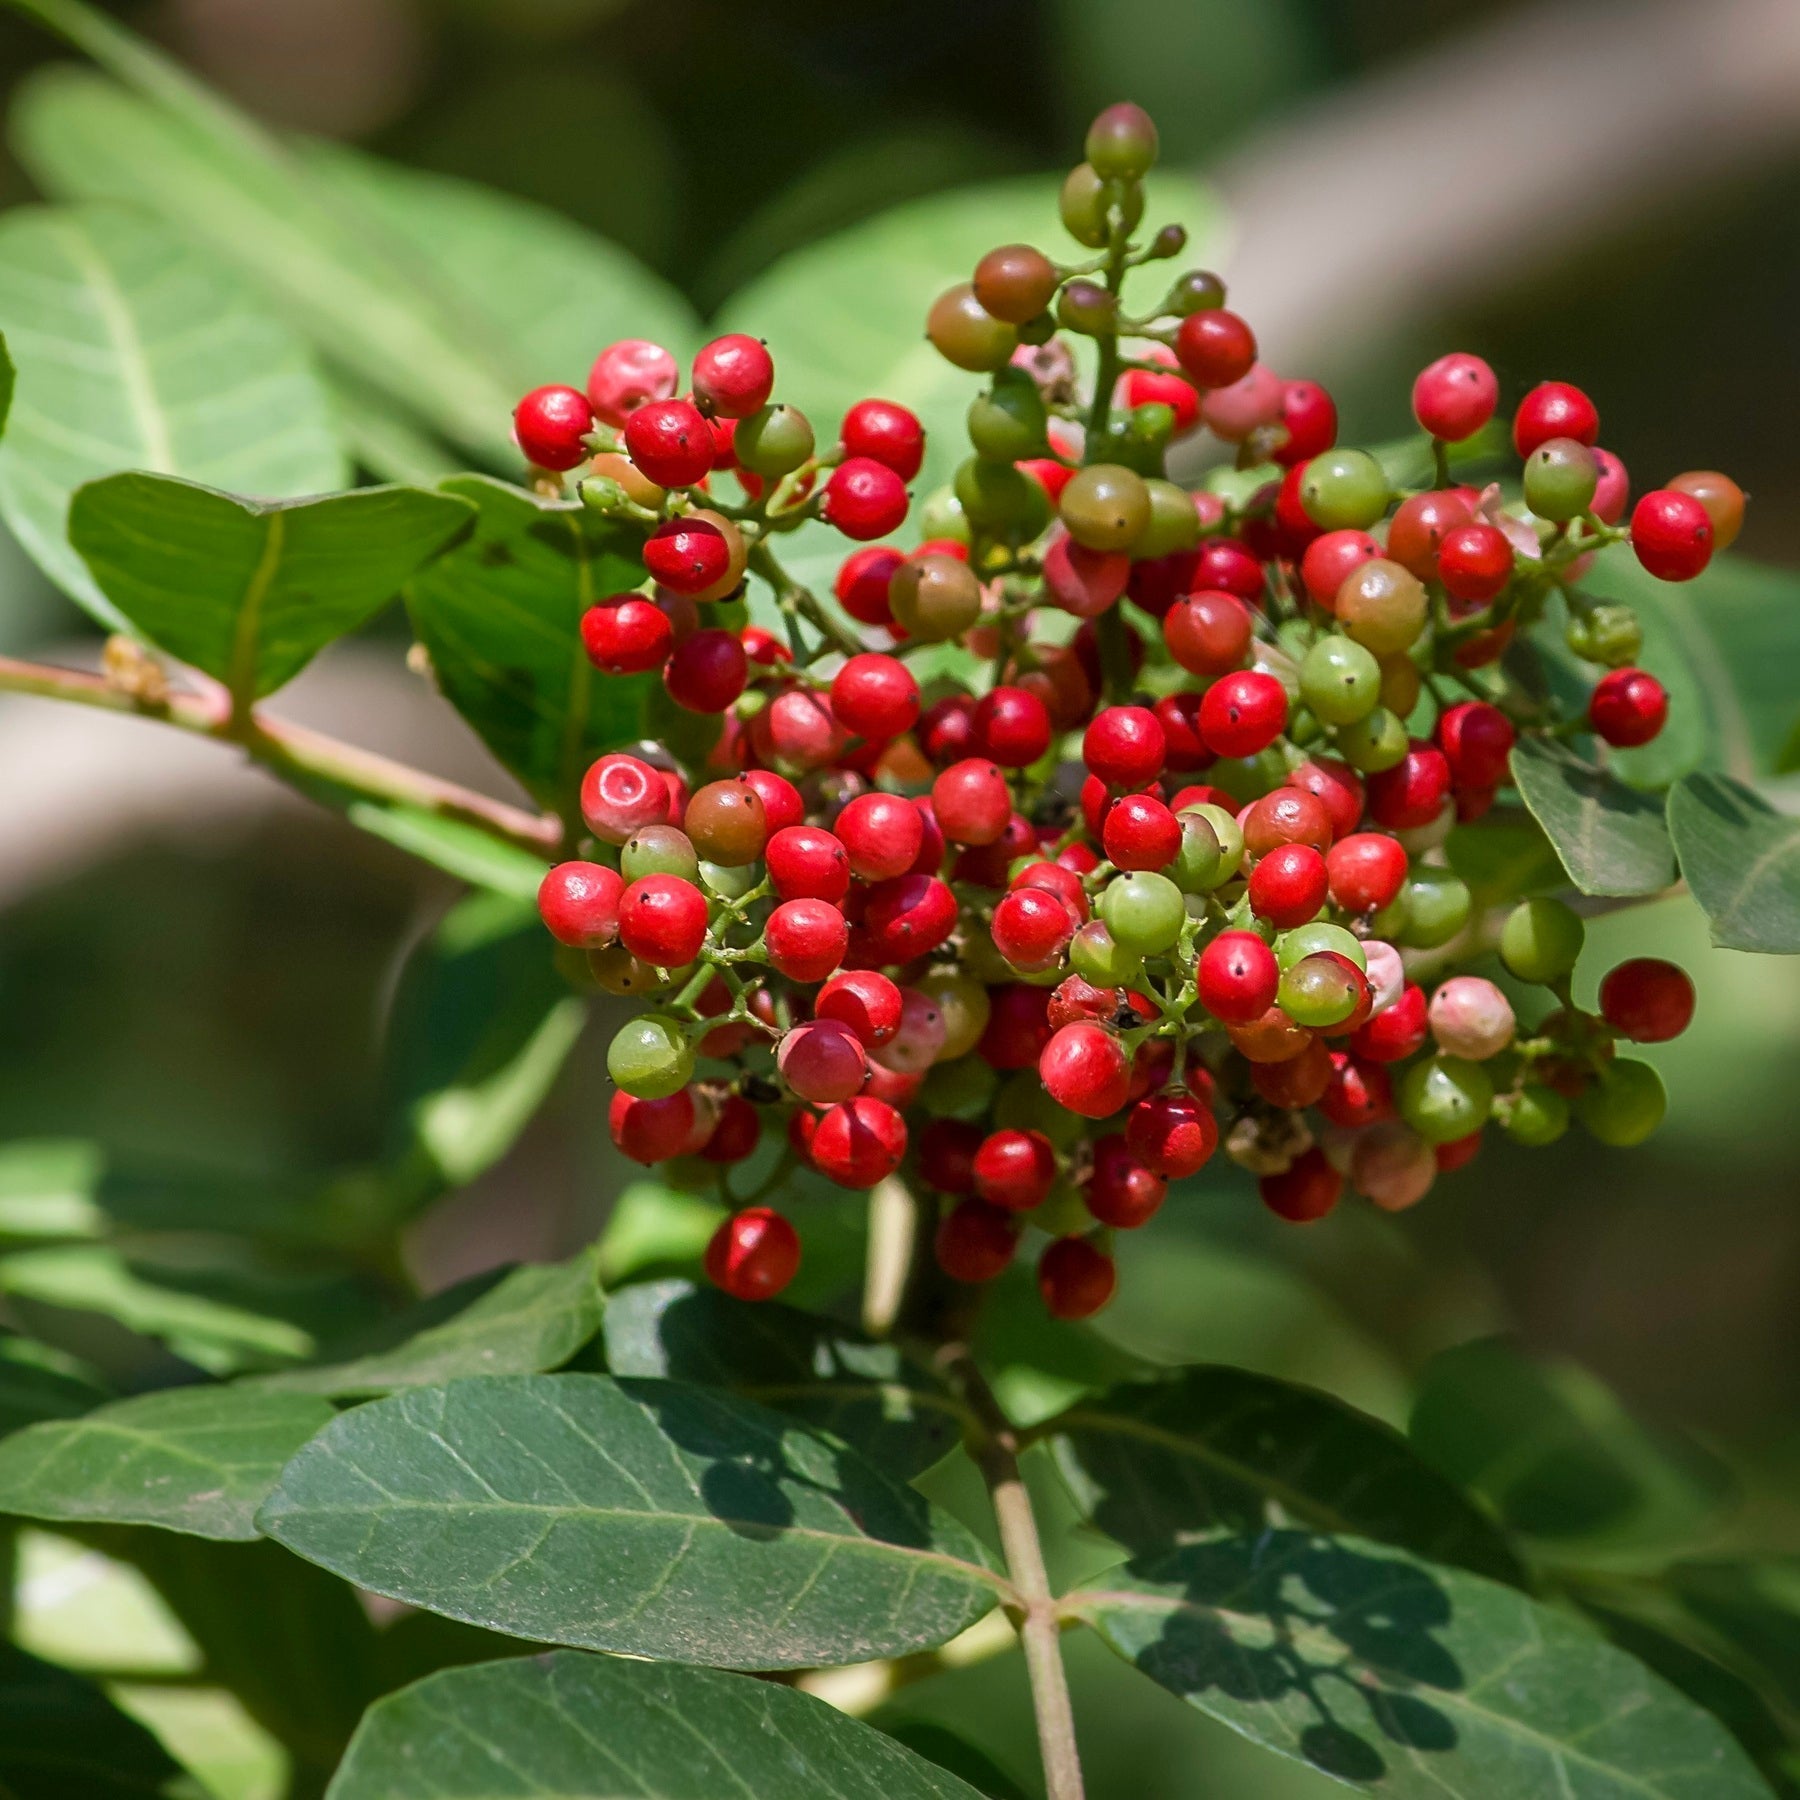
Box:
[1410, 1339, 1735, 1563]
[1070, 1532, 1774, 1799]
[258, 1373, 1004, 1667]
[262, 1250, 602, 1398]
[342, 801, 550, 901]
[0, 1139, 106, 1241]
[603, 1279, 967, 1476]
[0, 1332, 108, 1436]
[327, 1650, 989, 1799]
[0, 1640, 189, 1798]
[405, 475, 651, 813]
[0, 1384, 335, 1539]
[1443, 808, 1566, 908]
[1047, 1367, 1523, 1586]
[1666, 1561, 1800, 1721]
[595, 1180, 726, 1288]
[70, 473, 473, 701]
[1510, 735, 1678, 897]
[1667, 774, 1800, 954]
[0, 203, 346, 627]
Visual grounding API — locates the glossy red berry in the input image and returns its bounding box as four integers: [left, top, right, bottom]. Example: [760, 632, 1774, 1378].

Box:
[991, 887, 1076, 972]
[765, 900, 850, 983]
[1630, 490, 1714, 581]
[701, 1095, 761, 1164]
[1598, 957, 1695, 1042]
[1512, 381, 1599, 457]
[538, 860, 624, 948]
[1243, 787, 1333, 856]
[1300, 530, 1381, 610]
[766, 825, 850, 904]
[824, 456, 910, 540]
[1199, 670, 1287, 758]
[1386, 490, 1474, 582]
[1037, 1020, 1130, 1118]
[624, 398, 714, 487]
[610, 1087, 699, 1164]
[618, 874, 708, 967]
[587, 339, 679, 425]
[691, 333, 774, 418]
[643, 518, 732, 596]
[933, 759, 1013, 845]
[514, 384, 594, 470]
[581, 596, 674, 675]
[1086, 1134, 1166, 1228]
[831, 653, 920, 741]
[1038, 1236, 1116, 1319]
[739, 770, 803, 835]
[1165, 590, 1253, 678]
[1197, 931, 1280, 1024]
[1437, 702, 1516, 789]
[1248, 843, 1328, 929]
[1258, 1147, 1342, 1222]
[1411, 353, 1497, 442]
[1174, 309, 1256, 388]
[705, 1207, 800, 1300]
[973, 686, 1053, 768]
[778, 1018, 867, 1102]
[834, 545, 903, 628]
[1365, 742, 1452, 831]
[581, 753, 670, 844]
[1102, 792, 1182, 871]
[972, 1128, 1057, 1210]
[1325, 833, 1408, 914]
[1125, 1092, 1216, 1178]
[1274, 379, 1338, 466]
[1352, 983, 1429, 1062]
[1084, 706, 1166, 786]
[835, 791, 926, 882]
[842, 399, 926, 481]
[1437, 523, 1513, 604]
[936, 1199, 1020, 1282]
[816, 968, 903, 1048]
[1588, 668, 1668, 747]
[663, 628, 748, 713]
[1122, 362, 1200, 436]
[862, 873, 959, 960]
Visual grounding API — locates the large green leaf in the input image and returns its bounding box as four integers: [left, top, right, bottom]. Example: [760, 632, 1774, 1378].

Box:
[603, 1278, 968, 1477]
[1046, 1367, 1523, 1586]
[1070, 1532, 1774, 1799]
[327, 1650, 988, 1799]
[263, 1250, 603, 1398]
[342, 802, 550, 901]
[0, 1641, 189, 1798]
[258, 1373, 1004, 1667]
[0, 1332, 108, 1437]
[1667, 774, 1800, 954]
[1510, 735, 1678, 897]
[0, 1384, 334, 1539]
[70, 473, 473, 701]
[0, 203, 345, 627]
[0, 1139, 106, 1241]
[1443, 808, 1566, 908]
[405, 475, 650, 813]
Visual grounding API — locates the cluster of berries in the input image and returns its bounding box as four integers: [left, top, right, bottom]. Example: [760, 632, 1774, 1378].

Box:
[518, 102, 1727, 1320]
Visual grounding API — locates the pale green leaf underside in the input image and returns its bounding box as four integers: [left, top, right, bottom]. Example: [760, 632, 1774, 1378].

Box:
[1073, 1532, 1774, 1800]
[69, 471, 472, 698]
[326, 1651, 988, 1799]
[1667, 774, 1800, 954]
[0, 202, 344, 627]
[258, 1373, 1003, 1668]
[0, 1383, 333, 1539]
[1510, 736, 1677, 897]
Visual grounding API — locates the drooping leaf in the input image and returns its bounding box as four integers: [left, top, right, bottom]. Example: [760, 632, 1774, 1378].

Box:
[0, 1332, 108, 1436]
[1070, 1532, 1774, 1799]
[1410, 1339, 1735, 1563]
[263, 1250, 602, 1398]
[0, 1640, 189, 1799]
[70, 473, 473, 701]
[405, 475, 651, 814]
[0, 1383, 335, 1539]
[1046, 1367, 1523, 1586]
[603, 1278, 967, 1476]
[258, 1373, 1004, 1668]
[1667, 774, 1800, 954]
[0, 202, 345, 625]
[1510, 735, 1678, 897]
[342, 801, 550, 901]
[327, 1650, 989, 1799]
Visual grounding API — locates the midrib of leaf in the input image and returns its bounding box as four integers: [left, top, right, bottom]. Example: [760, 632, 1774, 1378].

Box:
[51, 212, 171, 469]
[1071, 1581, 1703, 1797]
[226, 506, 284, 706]
[1709, 814, 1800, 939]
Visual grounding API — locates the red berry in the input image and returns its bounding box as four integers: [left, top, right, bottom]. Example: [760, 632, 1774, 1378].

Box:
[1151, 692, 1210, 772]
[841, 399, 926, 481]
[816, 968, 903, 1048]
[691, 333, 774, 418]
[824, 456, 909, 541]
[1199, 670, 1287, 758]
[1325, 833, 1408, 914]
[581, 752, 669, 844]
[538, 860, 624, 948]
[755, 688, 842, 772]
[765, 899, 850, 983]
[973, 686, 1053, 768]
[1352, 983, 1429, 1062]
[1437, 523, 1513, 604]
[1038, 1236, 1116, 1319]
[618, 873, 708, 966]
[663, 628, 748, 713]
[1086, 1133, 1166, 1228]
[609, 1087, 699, 1164]
[831, 653, 919, 742]
[1274, 379, 1337, 466]
[1192, 539, 1264, 600]
[862, 873, 959, 961]
[1589, 668, 1668, 747]
[587, 339, 679, 426]
[740, 769, 803, 834]
[1513, 381, 1599, 457]
[909, 797, 947, 874]
[835, 545, 903, 628]
[917, 1118, 984, 1194]
[1365, 742, 1452, 831]
[1630, 490, 1714, 582]
[1320, 1053, 1394, 1131]
[933, 759, 1013, 846]
[643, 517, 731, 595]
[1165, 590, 1253, 678]
[1102, 792, 1181, 871]
[624, 398, 714, 488]
[1412, 353, 1498, 442]
[1197, 931, 1279, 1024]
[989, 887, 1074, 972]
[1287, 759, 1364, 841]
[1048, 973, 1120, 1030]
[1259, 1147, 1342, 1222]
[972, 1128, 1057, 1210]
[1084, 706, 1166, 787]
[705, 1207, 800, 1300]
[778, 1018, 867, 1103]
[1599, 957, 1695, 1042]
[936, 1198, 1020, 1282]
[835, 791, 926, 882]
[1174, 308, 1256, 388]
[980, 983, 1053, 1070]
[1125, 1092, 1216, 1178]
[1300, 530, 1381, 610]
[1243, 787, 1333, 856]
[1248, 843, 1328, 929]
[1435, 1131, 1483, 1173]
[513, 384, 594, 470]
[581, 595, 673, 675]
[766, 826, 850, 904]
[1122, 363, 1200, 436]
[1387, 490, 1474, 582]
[700, 1094, 761, 1164]
[1437, 702, 1516, 789]
[1039, 1021, 1132, 1119]
[954, 813, 1034, 890]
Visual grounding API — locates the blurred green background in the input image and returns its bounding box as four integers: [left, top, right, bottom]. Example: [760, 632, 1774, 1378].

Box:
[1, 1, 1798, 1794]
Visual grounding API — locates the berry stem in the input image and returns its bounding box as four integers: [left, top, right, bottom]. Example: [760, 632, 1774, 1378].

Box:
[747, 541, 864, 660]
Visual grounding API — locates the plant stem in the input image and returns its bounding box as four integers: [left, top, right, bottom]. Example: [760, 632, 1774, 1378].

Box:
[0, 651, 562, 856]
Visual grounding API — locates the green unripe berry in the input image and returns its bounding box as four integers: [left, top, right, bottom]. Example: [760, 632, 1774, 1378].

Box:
[1057, 278, 1118, 335]
[1059, 163, 1111, 248]
[1060, 463, 1151, 552]
[1499, 897, 1585, 983]
[954, 456, 1050, 537]
[621, 824, 699, 884]
[1565, 603, 1642, 667]
[1085, 101, 1158, 178]
[1279, 953, 1362, 1028]
[735, 404, 814, 478]
[1100, 869, 1186, 953]
[1127, 402, 1176, 458]
[1069, 919, 1143, 986]
[1335, 705, 1409, 773]
[967, 368, 1048, 462]
[1277, 921, 1366, 971]
[1395, 867, 1472, 949]
[890, 552, 983, 641]
[1337, 559, 1427, 656]
[1299, 635, 1382, 725]
[607, 1013, 694, 1099]
[1164, 268, 1226, 315]
[1574, 1057, 1666, 1147]
[698, 859, 759, 899]
[927, 283, 1018, 372]
[1169, 809, 1223, 892]
[918, 486, 971, 544]
[920, 1054, 998, 1118]
[1398, 1055, 1494, 1144]
[1299, 448, 1390, 530]
[1134, 477, 1202, 559]
[1500, 1084, 1570, 1146]
[1523, 436, 1599, 522]
[1185, 803, 1244, 882]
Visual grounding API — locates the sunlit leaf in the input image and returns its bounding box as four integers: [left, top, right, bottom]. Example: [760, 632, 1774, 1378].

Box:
[1667, 774, 1800, 955]
[1510, 735, 1677, 897]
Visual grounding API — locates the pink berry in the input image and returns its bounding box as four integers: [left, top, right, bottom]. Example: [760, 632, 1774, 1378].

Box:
[586, 339, 680, 426]
[1411, 353, 1498, 442]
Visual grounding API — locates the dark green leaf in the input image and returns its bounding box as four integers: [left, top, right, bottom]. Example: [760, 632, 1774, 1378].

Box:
[1443, 808, 1565, 908]
[70, 473, 472, 700]
[0, 203, 345, 626]
[0, 1641, 189, 1799]
[603, 1279, 967, 1476]
[879, 1723, 1032, 1800]
[342, 801, 549, 901]
[1667, 1561, 1800, 1719]
[1072, 1533, 1774, 1799]
[1510, 735, 1677, 896]
[1410, 1339, 1734, 1561]
[263, 1250, 602, 1398]
[1047, 1367, 1522, 1585]
[258, 1373, 1004, 1667]
[405, 475, 650, 813]
[0, 1383, 335, 1539]
[1667, 774, 1800, 954]
[0, 1332, 108, 1436]
[327, 1650, 989, 1798]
